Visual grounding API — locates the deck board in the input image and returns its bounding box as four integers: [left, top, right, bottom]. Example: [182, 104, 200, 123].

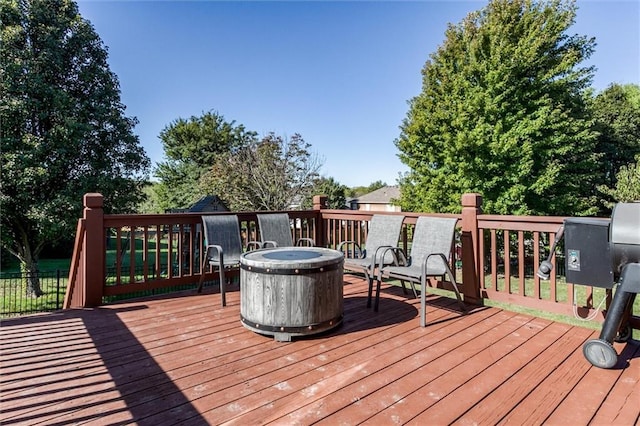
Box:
[1, 275, 638, 425]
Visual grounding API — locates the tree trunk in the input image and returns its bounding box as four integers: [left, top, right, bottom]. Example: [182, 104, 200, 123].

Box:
[20, 251, 44, 298]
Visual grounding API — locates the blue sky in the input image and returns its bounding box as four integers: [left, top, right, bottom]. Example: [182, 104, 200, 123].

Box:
[76, 0, 639, 188]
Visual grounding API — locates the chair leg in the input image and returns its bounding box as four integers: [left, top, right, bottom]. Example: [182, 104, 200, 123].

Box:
[365, 270, 373, 308]
[197, 259, 208, 293]
[374, 276, 383, 312]
[219, 265, 226, 307]
[420, 275, 427, 327]
[409, 281, 418, 299]
[399, 279, 408, 295]
[444, 264, 466, 312]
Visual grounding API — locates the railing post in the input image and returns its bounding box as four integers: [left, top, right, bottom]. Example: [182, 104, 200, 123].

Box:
[313, 195, 328, 247]
[461, 193, 482, 305]
[83, 193, 105, 307]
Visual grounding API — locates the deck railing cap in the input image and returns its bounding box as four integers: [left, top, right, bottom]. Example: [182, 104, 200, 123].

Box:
[461, 193, 482, 208]
[84, 193, 104, 208]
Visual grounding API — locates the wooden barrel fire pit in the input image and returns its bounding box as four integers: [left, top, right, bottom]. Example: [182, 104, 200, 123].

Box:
[240, 247, 344, 342]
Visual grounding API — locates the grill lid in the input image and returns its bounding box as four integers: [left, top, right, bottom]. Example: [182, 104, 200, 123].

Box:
[610, 202, 640, 246]
[610, 202, 640, 276]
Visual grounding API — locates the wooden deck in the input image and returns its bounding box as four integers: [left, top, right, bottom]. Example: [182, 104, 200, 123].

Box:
[1, 275, 639, 425]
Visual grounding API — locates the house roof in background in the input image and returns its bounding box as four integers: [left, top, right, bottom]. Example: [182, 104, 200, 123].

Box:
[354, 186, 400, 204]
[188, 195, 228, 212]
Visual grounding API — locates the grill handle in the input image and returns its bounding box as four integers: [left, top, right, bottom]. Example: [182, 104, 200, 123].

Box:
[537, 225, 565, 280]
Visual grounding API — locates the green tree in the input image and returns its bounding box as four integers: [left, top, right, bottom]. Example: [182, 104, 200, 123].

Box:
[201, 133, 322, 211]
[591, 84, 640, 212]
[396, 0, 597, 215]
[1, 0, 150, 295]
[302, 177, 349, 209]
[598, 155, 640, 207]
[137, 182, 164, 214]
[154, 111, 257, 211]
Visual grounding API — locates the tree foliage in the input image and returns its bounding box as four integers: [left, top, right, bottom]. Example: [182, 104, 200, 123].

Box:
[591, 84, 640, 212]
[153, 111, 257, 211]
[396, 0, 597, 215]
[301, 177, 349, 209]
[1, 0, 150, 294]
[200, 133, 322, 211]
[136, 182, 164, 214]
[598, 155, 640, 207]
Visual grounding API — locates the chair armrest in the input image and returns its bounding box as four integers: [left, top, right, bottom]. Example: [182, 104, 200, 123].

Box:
[390, 247, 408, 265]
[376, 246, 405, 270]
[246, 241, 263, 251]
[203, 244, 224, 264]
[337, 240, 363, 259]
[422, 252, 449, 276]
[365, 245, 394, 272]
[376, 246, 405, 280]
[295, 237, 315, 247]
[262, 240, 278, 248]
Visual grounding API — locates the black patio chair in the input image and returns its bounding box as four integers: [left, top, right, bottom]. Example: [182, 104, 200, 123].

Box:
[197, 214, 243, 306]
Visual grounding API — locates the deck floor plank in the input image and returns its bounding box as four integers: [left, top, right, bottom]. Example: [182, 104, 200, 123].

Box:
[411, 321, 574, 425]
[545, 340, 631, 425]
[0, 275, 638, 426]
[80, 281, 419, 425]
[219, 300, 468, 425]
[145, 289, 444, 425]
[452, 324, 596, 425]
[303, 308, 517, 426]
[362, 315, 556, 425]
[604, 342, 640, 424]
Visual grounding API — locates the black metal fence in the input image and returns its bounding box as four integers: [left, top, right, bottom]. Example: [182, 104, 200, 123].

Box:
[0, 270, 67, 318]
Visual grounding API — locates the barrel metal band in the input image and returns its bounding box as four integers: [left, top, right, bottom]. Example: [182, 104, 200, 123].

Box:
[240, 314, 343, 334]
[240, 261, 342, 275]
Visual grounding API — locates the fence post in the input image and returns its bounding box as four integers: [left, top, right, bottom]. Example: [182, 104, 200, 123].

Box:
[461, 193, 482, 305]
[313, 194, 328, 247]
[83, 193, 104, 307]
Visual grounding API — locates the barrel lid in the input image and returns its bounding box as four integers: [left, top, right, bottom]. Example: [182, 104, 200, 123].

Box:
[241, 247, 343, 269]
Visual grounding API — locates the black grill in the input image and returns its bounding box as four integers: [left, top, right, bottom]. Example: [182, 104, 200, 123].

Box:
[538, 202, 640, 369]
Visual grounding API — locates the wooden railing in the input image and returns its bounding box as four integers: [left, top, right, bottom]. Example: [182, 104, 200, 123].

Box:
[65, 193, 638, 329]
[478, 215, 570, 312]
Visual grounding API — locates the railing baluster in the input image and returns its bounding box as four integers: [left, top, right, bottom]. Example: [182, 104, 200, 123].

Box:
[115, 227, 122, 286]
[533, 231, 541, 299]
[155, 224, 161, 279]
[504, 230, 511, 293]
[518, 231, 525, 296]
[143, 226, 149, 280]
[491, 229, 497, 290]
[129, 227, 135, 284]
